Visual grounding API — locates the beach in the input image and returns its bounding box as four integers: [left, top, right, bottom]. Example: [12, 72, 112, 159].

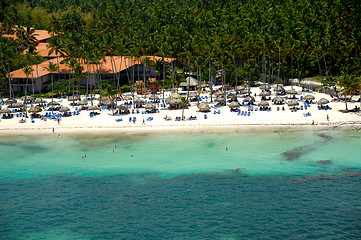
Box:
[1, 85, 361, 135]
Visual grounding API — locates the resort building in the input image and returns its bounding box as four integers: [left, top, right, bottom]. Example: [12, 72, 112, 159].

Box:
[9, 56, 174, 93]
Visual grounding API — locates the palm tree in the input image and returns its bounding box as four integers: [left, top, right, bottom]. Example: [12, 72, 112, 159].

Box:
[44, 62, 60, 114]
[22, 66, 34, 117]
[0, 37, 16, 99]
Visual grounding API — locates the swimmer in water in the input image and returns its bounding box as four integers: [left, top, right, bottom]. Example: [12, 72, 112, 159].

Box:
[226, 147, 228, 150]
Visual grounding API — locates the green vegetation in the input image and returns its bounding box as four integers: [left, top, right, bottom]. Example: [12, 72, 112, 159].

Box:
[1, 0, 361, 98]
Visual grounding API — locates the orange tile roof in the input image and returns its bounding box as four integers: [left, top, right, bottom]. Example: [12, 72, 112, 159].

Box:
[10, 56, 175, 79]
[22, 42, 61, 57]
[2, 28, 55, 42]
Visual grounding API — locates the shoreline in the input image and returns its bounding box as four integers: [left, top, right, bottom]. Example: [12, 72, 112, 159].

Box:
[2, 122, 361, 136]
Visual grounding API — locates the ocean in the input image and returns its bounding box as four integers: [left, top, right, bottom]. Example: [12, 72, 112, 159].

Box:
[0, 129, 360, 239]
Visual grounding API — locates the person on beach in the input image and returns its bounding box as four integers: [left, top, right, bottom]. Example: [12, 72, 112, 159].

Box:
[327, 114, 329, 121]
[52, 128, 54, 133]
[57, 119, 60, 125]
[143, 119, 145, 125]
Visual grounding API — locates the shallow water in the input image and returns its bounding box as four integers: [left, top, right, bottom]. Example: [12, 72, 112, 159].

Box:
[1, 129, 361, 239]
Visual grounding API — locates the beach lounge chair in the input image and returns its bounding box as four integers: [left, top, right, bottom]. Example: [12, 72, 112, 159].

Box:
[115, 118, 123, 122]
[248, 111, 250, 116]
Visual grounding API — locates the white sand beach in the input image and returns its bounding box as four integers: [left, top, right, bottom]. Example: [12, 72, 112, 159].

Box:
[1, 85, 361, 135]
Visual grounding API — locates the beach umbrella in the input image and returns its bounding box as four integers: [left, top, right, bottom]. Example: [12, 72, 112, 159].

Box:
[272, 96, 284, 104]
[133, 99, 145, 105]
[244, 96, 255, 103]
[214, 91, 225, 97]
[259, 84, 270, 90]
[10, 102, 24, 108]
[317, 98, 329, 105]
[59, 106, 70, 112]
[198, 103, 210, 112]
[0, 108, 11, 113]
[21, 96, 34, 102]
[216, 97, 225, 102]
[227, 93, 237, 100]
[288, 100, 299, 107]
[304, 94, 315, 101]
[236, 86, 246, 91]
[101, 100, 116, 107]
[5, 98, 17, 104]
[274, 86, 285, 92]
[118, 104, 129, 110]
[240, 89, 251, 94]
[166, 98, 181, 105]
[149, 95, 159, 100]
[28, 106, 42, 113]
[170, 92, 181, 99]
[258, 101, 270, 107]
[259, 90, 271, 97]
[286, 89, 298, 95]
[76, 100, 88, 106]
[145, 103, 156, 111]
[68, 96, 80, 101]
[34, 98, 47, 104]
[48, 101, 60, 106]
[228, 102, 240, 109]
[123, 96, 132, 101]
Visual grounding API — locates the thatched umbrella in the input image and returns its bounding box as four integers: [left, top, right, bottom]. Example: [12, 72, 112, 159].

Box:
[216, 97, 226, 102]
[286, 89, 298, 95]
[76, 100, 88, 106]
[240, 89, 251, 94]
[118, 104, 129, 111]
[288, 100, 299, 107]
[236, 86, 246, 91]
[272, 96, 284, 104]
[34, 98, 47, 104]
[304, 94, 315, 101]
[258, 101, 270, 107]
[170, 92, 181, 99]
[102, 100, 115, 107]
[88, 105, 99, 111]
[228, 102, 240, 109]
[145, 103, 156, 111]
[0, 108, 12, 113]
[5, 98, 17, 104]
[134, 99, 145, 105]
[227, 93, 237, 100]
[317, 98, 329, 105]
[21, 96, 34, 102]
[123, 96, 132, 101]
[149, 95, 159, 100]
[59, 106, 70, 112]
[259, 84, 271, 90]
[198, 103, 210, 112]
[28, 106, 42, 113]
[214, 91, 225, 97]
[275, 86, 285, 92]
[244, 96, 255, 103]
[166, 98, 181, 106]
[48, 101, 60, 106]
[68, 96, 81, 101]
[10, 102, 24, 108]
[259, 90, 271, 97]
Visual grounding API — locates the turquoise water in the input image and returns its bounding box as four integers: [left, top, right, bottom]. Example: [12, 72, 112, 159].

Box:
[1, 129, 361, 239]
